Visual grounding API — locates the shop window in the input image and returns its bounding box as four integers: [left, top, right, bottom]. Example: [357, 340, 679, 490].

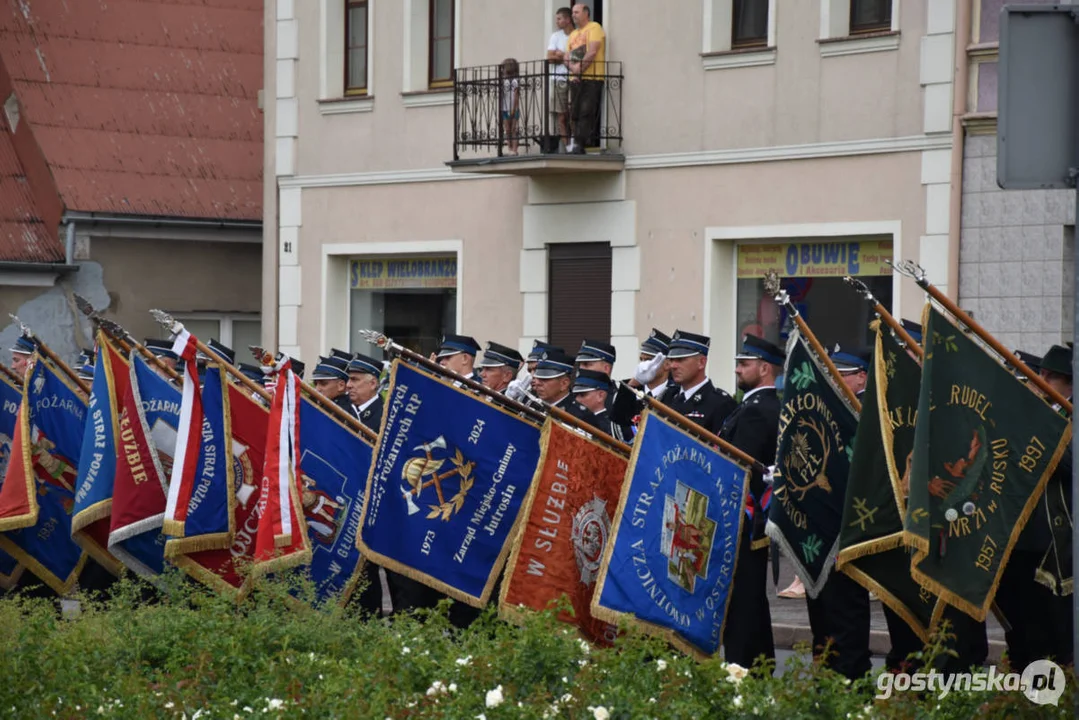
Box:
[734, 238, 894, 355]
[348, 255, 457, 358]
[547, 242, 611, 354]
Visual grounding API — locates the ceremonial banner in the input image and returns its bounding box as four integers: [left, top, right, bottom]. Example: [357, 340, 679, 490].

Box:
[0, 358, 88, 593]
[297, 395, 373, 604]
[0, 370, 25, 588]
[837, 324, 943, 640]
[359, 360, 542, 606]
[592, 411, 748, 657]
[165, 365, 232, 555]
[903, 308, 1071, 621]
[170, 378, 267, 598]
[501, 419, 624, 645]
[108, 355, 181, 577]
[767, 331, 859, 598]
[252, 361, 310, 576]
[163, 329, 203, 537]
[72, 333, 128, 575]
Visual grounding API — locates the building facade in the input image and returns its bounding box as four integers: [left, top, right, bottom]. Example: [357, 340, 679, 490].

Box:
[0, 0, 264, 363]
[265, 0, 958, 382]
[955, 0, 1077, 354]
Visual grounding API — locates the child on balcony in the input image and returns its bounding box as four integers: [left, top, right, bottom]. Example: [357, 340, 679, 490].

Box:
[500, 58, 520, 156]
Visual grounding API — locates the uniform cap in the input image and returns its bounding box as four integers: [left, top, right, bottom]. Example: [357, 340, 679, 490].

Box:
[478, 342, 524, 370]
[1040, 344, 1072, 377]
[572, 368, 612, 394]
[735, 334, 785, 365]
[9, 335, 36, 356]
[533, 349, 576, 379]
[900, 319, 923, 344]
[668, 330, 711, 359]
[311, 354, 350, 381]
[640, 329, 671, 357]
[347, 353, 383, 376]
[527, 340, 563, 362]
[830, 346, 870, 373]
[437, 334, 481, 358]
[1014, 350, 1042, 372]
[144, 338, 179, 361]
[575, 339, 616, 365]
[197, 338, 236, 365]
[238, 363, 266, 384]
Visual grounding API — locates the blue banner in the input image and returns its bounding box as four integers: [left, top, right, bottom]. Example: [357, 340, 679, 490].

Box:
[73, 338, 125, 535]
[110, 354, 180, 576]
[0, 360, 87, 592]
[359, 361, 542, 605]
[0, 372, 23, 584]
[592, 411, 748, 657]
[181, 364, 229, 542]
[298, 396, 373, 603]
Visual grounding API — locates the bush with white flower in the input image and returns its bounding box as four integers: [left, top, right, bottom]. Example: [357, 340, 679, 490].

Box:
[0, 571, 1072, 719]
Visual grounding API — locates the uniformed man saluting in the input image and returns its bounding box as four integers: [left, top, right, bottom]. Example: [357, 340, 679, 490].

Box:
[609, 329, 673, 435]
[718, 334, 784, 668]
[663, 330, 736, 434]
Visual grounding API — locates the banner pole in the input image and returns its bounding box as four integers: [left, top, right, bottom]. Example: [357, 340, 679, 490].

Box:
[843, 276, 924, 360]
[0, 362, 20, 385]
[891, 260, 1072, 413]
[360, 329, 548, 427]
[522, 390, 631, 457]
[1071, 184, 1078, 698]
[758, 276, 862, 413]
[8, 314, 89, 395]
[72, 294, 183, 381]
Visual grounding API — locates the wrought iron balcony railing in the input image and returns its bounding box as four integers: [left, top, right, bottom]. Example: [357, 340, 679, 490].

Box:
[452, 59, 623, 162]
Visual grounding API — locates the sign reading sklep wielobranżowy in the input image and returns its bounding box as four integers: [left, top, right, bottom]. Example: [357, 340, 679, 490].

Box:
[350, 257, 457, 290]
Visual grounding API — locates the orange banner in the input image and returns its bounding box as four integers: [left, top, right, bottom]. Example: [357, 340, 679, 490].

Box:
[500, 420, 625, 645]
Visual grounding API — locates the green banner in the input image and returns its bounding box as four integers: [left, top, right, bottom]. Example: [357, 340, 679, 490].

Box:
[837, 322, 943, 641]
[903, 308, 1071, 620]
[767, 332, 859, 597]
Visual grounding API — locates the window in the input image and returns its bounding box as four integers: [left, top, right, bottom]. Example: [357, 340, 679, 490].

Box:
[547, 243, 612, 354]
[172, 314, 262, 354]
[345, 0, 368, 95]
[731, 0, 768, 48]
[849, 0, 892, 34]
[428, 0, 454, 88]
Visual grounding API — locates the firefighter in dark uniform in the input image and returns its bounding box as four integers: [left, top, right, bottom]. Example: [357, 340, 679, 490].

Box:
[570, 368, 623, 441]
[477, 342, 524, 394]
[531, 348, 592, 422]
[310, 353, 354, 415]
[717, 334, 783, 667]
[790, 345, 873, 680]
[346, 353, 385, 428]
[526, 340, 562, 375]
[996, 342, 1073, 667]
[196, 338, 236, 382]
[610, 329, 673, 435]
[436, 334, 483, 384]
[663, 330, 736, 435]
[575, 340, 632, 439]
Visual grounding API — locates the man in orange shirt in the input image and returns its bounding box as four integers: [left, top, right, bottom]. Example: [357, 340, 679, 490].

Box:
[566, 3, 606, 154]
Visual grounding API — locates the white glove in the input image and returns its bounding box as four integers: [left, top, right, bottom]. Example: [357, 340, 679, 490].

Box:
[762, 465, 776, 486]
[634, 353, 666, 385]
[506, 371, 533, 402]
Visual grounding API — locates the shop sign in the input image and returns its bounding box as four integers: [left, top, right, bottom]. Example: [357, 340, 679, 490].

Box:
[350, 256, 458, 290]
[737, 239, 893, 279]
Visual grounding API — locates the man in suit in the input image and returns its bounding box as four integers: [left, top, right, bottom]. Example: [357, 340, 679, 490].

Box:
[663, 330, 736, 435]
[346, 353, 385, 430]
[718, 334, 784, 668]
[477, 342, 525, 394]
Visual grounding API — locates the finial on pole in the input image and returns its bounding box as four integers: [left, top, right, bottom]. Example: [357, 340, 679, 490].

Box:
[149, 309, 183, 336]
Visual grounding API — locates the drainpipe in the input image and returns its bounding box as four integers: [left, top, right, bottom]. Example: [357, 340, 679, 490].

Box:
[64, 220, 75, 266]
[947, 0, 972, 301]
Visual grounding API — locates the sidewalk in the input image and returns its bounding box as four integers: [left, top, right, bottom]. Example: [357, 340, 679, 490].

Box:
[767, 556, 1007, 662]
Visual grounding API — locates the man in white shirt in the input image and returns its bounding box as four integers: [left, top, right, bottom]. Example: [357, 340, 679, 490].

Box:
[545, 7, 573, 152]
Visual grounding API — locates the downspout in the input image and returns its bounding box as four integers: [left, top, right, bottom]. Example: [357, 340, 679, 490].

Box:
[64, 220, 75, 265]
[947, 0, 972, 301]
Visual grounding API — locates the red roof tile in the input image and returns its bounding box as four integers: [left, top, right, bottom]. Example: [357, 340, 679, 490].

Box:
[0, 112, 63, 262]
[0, 0, 263, 222]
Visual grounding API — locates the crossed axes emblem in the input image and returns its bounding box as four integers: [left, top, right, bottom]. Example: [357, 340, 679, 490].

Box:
[400, 436, 473, 516]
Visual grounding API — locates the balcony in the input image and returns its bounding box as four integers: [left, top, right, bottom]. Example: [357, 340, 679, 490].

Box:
[447, 60, 624, 176]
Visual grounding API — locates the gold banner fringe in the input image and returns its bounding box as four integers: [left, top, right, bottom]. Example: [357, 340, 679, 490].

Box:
[0, 534, 88, 596]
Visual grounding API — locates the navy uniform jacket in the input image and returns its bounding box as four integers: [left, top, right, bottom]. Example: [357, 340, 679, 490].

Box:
[609, 380, 673, 429]
[333, 393, 354, 416]
[663, 380, 737, 436]
[554, 394, 594, 424]
[357, 395, 384, 432]
[718, 387, 781, 537]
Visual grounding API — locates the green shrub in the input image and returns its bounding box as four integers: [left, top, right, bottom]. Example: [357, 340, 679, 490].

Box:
[0, 571, 1071, 719]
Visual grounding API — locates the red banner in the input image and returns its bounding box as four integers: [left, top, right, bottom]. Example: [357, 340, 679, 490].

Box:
[171, 381, 269, 596]
[501, 420, 626, 646]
